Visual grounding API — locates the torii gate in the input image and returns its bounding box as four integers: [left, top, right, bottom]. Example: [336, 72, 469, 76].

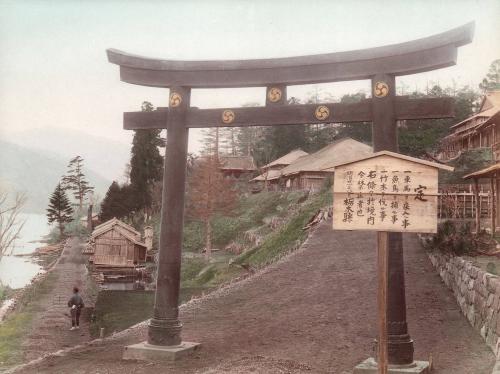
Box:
[107, 22, 474, 365]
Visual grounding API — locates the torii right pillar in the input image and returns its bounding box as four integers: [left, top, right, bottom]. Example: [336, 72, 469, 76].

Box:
[371, 74, 414, 366]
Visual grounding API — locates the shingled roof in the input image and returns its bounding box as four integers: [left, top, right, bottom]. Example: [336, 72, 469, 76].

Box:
[281, 138, 373, 176]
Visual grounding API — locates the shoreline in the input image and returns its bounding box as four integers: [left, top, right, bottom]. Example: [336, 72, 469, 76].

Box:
[0, 240, 65, 324]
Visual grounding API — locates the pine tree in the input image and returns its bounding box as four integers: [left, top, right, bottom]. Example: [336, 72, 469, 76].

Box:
[47, 183, 74, 238]
[62, 155, 94, 209]
[187, 156, 237, 258]
[129, 101, 164, 215]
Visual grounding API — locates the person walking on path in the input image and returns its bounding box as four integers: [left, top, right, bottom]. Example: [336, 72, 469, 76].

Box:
[67, 286, 84, 330]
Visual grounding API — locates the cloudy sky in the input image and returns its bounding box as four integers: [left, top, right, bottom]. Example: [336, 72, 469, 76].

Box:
[0, 0, 499, 152]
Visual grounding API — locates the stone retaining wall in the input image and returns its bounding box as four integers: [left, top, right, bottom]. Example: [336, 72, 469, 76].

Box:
[427, 250, 500, 353]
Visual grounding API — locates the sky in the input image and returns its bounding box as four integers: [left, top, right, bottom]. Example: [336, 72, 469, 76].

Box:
[0, 0, 499, 153]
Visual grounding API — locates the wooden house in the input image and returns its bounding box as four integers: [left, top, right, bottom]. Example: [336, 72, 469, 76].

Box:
[280, 138, 373, 191]
[219, 155, 257, 178]
[438, 91, 500, 162]
[251, 149, 308, 189]
[89, 218, 147, 268]
[464, 162, 500, 235]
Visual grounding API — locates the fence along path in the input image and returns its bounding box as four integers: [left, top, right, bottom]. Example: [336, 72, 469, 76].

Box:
[438, 188, 495, 219]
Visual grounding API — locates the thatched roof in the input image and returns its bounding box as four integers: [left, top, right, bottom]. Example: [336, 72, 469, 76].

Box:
[464, 162, 500, 180]
[219, 155, 257, 171]
[331, 150, 454, 171]
[251, 169, 282, 182]
[262, 149, 309, 170]
[281, 138, 373, 176]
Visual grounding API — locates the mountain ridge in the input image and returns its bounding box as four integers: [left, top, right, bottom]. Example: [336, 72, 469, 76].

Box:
[0, 140, 111, 213]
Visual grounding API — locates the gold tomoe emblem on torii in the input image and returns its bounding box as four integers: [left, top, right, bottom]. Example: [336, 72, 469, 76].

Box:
[267, 87, 283, 103]
[314, 105, 330, 120]
[374, 81, 389, 98]
[169, 92, 182, 107]
[222, 110, 235, 124]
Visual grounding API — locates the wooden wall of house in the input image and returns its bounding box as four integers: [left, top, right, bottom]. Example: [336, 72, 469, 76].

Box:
[93, 227, 136, 267]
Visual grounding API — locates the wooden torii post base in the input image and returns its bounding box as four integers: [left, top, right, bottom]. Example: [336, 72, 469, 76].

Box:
[107, 22, 474, 367]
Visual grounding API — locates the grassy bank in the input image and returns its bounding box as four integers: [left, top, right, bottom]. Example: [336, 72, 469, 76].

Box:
[0, 271, 58, 368]
[89, 287, 206, 338]
[234, 190, 331, 267]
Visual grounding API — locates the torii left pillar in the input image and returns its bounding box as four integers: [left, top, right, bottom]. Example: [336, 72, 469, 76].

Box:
[123, 87, 201, 360]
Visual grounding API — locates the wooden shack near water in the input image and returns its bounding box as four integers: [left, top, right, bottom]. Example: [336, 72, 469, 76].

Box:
[89, 218, 147, 268]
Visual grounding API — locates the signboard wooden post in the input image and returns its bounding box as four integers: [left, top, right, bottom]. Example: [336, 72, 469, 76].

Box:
[333, 151, 453, 374]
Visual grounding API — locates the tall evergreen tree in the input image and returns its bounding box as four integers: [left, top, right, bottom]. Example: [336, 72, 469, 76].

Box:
[62, 155, 94, 209]
[129, 101, 164, 214]
[47, 183, 74, 238]
[99, 181, 135, 222]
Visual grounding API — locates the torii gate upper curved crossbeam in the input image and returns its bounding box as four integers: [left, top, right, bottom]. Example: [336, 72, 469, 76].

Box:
[107, 22, 474, 88]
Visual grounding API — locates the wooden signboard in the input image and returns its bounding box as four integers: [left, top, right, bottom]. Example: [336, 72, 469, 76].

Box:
[333, 151, 453, 234]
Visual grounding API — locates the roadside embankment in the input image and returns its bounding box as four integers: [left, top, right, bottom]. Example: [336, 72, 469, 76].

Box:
[427, 250, 500, 352]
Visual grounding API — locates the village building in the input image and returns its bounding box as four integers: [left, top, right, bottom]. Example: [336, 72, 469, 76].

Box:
[87, 218, 147, 268]
[218, 155, 257, 178]
[437, 90, 500, 162]
[281, 138, 373, 191]
[464, 162, 500, 235]
[251, 149, 309, 189]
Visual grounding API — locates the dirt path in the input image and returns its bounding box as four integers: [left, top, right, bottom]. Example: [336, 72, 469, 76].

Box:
[15, 222, 494, 373]
[21, 237, 93, 361]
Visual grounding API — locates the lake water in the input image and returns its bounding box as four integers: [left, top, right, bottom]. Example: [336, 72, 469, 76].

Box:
[0, 213, 49, 289]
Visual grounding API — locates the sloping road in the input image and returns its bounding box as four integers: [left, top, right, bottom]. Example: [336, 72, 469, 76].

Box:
[15, 222, 494, 373]
[21, 237, 92, 362]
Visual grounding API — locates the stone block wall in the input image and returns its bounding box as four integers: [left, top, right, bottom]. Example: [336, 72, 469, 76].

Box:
[427, 251, 500, 352]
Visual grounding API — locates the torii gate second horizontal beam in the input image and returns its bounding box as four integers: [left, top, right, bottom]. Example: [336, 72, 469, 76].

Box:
[124, 97, 454, 130]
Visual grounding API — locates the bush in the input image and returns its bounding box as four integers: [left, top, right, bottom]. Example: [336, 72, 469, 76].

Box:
[0, 283, 12, 302]
[181, 257, 208, 283]
[183, 221, 204, 252]
[429, 220, 475, 255]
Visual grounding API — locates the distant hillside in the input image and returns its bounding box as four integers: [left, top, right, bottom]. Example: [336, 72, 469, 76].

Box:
[0, 140, 111, 213]
[4, 127, 130, 181]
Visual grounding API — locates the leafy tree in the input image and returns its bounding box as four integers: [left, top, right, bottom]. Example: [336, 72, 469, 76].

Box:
[0, 190, 26, 258]
[129, 101, 164, 214]
[62, 155, 94, 209]
[187, 156, 237, 258]
[334, 92, 372, 146]
[399, 85, 480, 156]
[479, 59, 500, 93]
[99, 181, 135, 222]
[47, 183, 74, 238]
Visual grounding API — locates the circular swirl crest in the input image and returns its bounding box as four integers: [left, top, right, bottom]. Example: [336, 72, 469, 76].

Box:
[374, 82, 389, 98]
[314, 105, 330, 121]
[267, 87, 282, 103]
[170, 92, 182, 107]
[222, 110, 235, 124]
